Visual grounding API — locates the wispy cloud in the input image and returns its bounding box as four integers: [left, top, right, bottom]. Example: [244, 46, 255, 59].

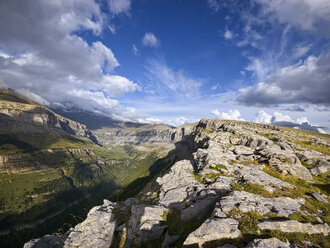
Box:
[108, 0, 131, 16]
[142, 32, 160, 47]
[145, 59, 202, 99]
[132, 44, 139, 55]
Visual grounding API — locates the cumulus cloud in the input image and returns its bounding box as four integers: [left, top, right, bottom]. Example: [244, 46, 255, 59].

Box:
[237, 53, 330, 106]
[255, 0, 330, 36]
[145, 59, 202, 99]
[164, 116, 197, 127]
[210, 109, 244, 121]
[0, 0, 140, 121]
[254, 110, 326, 133]
[109, 0, 131, 15]
[142, 32, 160, 47]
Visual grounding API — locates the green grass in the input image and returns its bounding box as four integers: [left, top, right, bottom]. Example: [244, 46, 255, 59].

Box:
[301, 161, 315, 169]
[164, 208, 213, 246]
[232, 183, 273, 197]
[293, 139, 330, 156]
[263, 166, 330, 225]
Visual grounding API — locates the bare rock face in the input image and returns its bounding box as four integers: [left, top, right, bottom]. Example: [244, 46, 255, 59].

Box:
[0, 100, 97, 143]
[24, 201, 117, 248]
[24, 235, 64, 248]
[156, 160, 204, 208]
[63, 202, 117, 248]
[183, 218, 241, 247]
[220, 191, 305, 217]
[258, 220, 330, 235]
[126, 204, 168, 245]
[246, 238, 290, 248]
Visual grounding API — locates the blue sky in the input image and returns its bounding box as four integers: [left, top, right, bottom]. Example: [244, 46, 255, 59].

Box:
[0, 0, 329, 132]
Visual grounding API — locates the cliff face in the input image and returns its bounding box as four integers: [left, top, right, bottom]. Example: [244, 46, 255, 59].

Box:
[0, 100, 97, 143]
[25, 119, 330, 248]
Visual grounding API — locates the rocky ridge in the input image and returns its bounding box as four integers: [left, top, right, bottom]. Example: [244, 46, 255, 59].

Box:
[25, 119, 330, 248]
[0, 90, 97, 143]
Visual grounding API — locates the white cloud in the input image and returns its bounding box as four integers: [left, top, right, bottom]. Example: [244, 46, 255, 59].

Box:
[211, 83, 221, 91]
[296, 117, 309, 124]
[254, 110, 326, 133]
[272, 112, 294, 123]
[109, 0, 131, 15]
[255, 0, 330, 36]
[108, 24, 116, 34]
[210, 109, 244, 121]
[142, 32, 160, 47]
[0, 0, 140, 122]
[132, 44, 138, 55]
[210, 109, 221, 117]
[145, 59, 202, 99]
[237, 53, 330, 106]
[254, 110, 272, 124]
[224, 29, 234, 39]
[16, 88, 49, 106]
[164, 116, 197, 127]
[98, 75, 139, 97]
[207, 0, 221, 12]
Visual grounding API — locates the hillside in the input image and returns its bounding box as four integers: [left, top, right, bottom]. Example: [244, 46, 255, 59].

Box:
[0, 89, 179, 247]
[25, 119, 330, 248]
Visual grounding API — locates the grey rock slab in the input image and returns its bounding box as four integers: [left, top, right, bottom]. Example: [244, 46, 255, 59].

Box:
[311, 192, 328, 203]
[162, 232, 180, 248]
[63, 203, 116, 248]
[156, 160, 203, 207]
[181, 195, 220, 221]
[183, 218, 241, 247]
[258, 220, 330, 235]
[246, 238, 290, 248]
[310, 165, 330, 175]
[217, 245, 238, 248]
[220, 191, 305, 217]
[126, 204, 168, 245]
[234, 164, 293, 190]
[24, 235, 64, 248]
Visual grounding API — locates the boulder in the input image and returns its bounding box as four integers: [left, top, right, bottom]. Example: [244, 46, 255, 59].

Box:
[183, 218, 241, 247]
[126, 204, 168, 245]
[246, 238, 290, 248]
[63, 202, 117, 248]
[258, 220, 330, 235]
[220, 191, 305, 217]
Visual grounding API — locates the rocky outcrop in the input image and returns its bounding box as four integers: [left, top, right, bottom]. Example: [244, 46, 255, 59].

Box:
[126, 204, 168, 245]
[183, 218, 241, 247]
[220, 191, 305, 217]
[0, 100, 97, 143]
[24, 119, 330, 248]
[258, 220, 330, 235]
[24, 200, 117, 248]
[246, 238, 290, 248]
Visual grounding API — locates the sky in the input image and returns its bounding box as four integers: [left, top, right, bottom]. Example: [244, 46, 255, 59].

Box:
[0, 0, 329, 132]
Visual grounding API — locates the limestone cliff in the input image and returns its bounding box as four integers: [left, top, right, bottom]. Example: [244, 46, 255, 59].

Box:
[25, 119, 330, 248]
[0, 89, 97, 143]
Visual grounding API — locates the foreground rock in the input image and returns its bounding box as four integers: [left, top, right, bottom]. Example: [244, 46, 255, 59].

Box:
[24, 201, 117, 248]
[126, 204, 168, 245]
[183, 218, 241, 247]
[246, 238, 290, 248]
[258, 220, 330, 235]
[220, 191, 305, 217]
